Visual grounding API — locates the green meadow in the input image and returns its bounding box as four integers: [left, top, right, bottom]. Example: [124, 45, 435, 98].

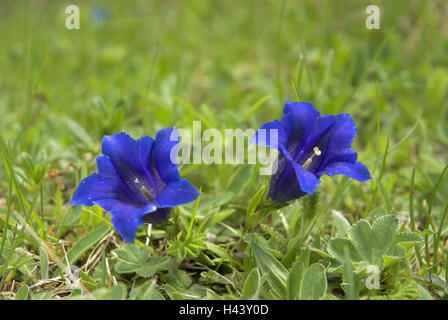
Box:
[0, 0, 447, 300]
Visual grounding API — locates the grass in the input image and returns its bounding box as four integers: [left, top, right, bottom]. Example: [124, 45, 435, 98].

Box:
[0, 0, 447, 300]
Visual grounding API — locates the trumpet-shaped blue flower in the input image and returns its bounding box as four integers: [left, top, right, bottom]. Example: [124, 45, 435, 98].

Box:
[251, 101, 371, 203]
[70, 128, 200, 243]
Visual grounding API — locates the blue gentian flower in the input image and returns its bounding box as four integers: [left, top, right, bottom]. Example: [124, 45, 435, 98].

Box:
[70, 128, 200, 243]
[251, 101, 371, 203]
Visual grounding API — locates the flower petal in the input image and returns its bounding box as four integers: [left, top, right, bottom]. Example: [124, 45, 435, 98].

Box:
[102, 132, 154, 175]
[292, 114, 336, 165]
[291, 162, 321, 194]
[281, 101, 321, 144]
[94, 199, 156, 243]
[267, 155, 307, 203]
[71, 129, 200, 243]
[258, 101, 370, 203]
[326, 148, 359, 163]
[102, 132, 162, 190]
[314, 114, 357, 168]
[70, 172, 154, 243]
[152, 127, 181, 183]
[70, 173, 135, 207]
[96, 155, 118, 178]
[269, 145, 320, 201]
[327, 114, 358, 149]
[95, 156, 141, 200]
[155, 178, 200, 208]
[250, 119, 288, 150]
[142, 208, 172, 224]
[318, 161, 371, 182]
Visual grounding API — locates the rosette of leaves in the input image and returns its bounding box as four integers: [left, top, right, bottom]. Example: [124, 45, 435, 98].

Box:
[113, 243, 171, 278]
[327, 213, 426, 299]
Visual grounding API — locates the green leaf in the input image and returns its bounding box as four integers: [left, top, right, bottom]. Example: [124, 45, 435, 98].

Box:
[282, 233, 303, 268]
[349, 220, 374, 263]
[225, 164, 254, 196]
[167, 233, 207, 260]
[371, 214, 399, 258]
[173, 97, 215, 128]
[14, 285, 29, 300]
[114, 243, 171, 277]
[299, 264, 327, 300]
[349, 215, 398, 266]
[302, 191, 320, 222]
[212, 209, 236, 224]
[331, 210, 351, 236]
[247, 186, 266, 218]
[163, 283, 186, 300]
[161, 268, 193, 290]
[62, 116, 95, 149]
[130, 280, 165, 300]
[67, 224, 110, 264]
[372, 176, 392, 213]
[394, 232, 422, 245]
[80, 269, 97, 291]
[252, 242, 287, 298]
[286, 261, 304, 300]
[342, 261, 359, 300]
[309, 247, 332, 259]
[243, 95, 271, 120]
[30, 290, 53, 300]
[424, 273, 448, 294]
[383, 255, 403, 269]
[416, 284, 433, 300]
[39, 247, 49, 280]
[372, 281, 421, 300]
[92, 283, 127, 300]
[204, 289, 224, 300]
[241, 268, 261, 299]
[327, 238, 361, 263]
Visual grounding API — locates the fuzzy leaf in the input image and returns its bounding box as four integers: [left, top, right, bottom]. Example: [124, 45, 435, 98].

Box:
[327, 238, 361, 263]
[114, 244, 171, 277]
[14, 285, 29, 300]
[287, 261, 304, 300]
[92, 283, 127, 300]
[394, 232, 422, 245]
[299, 264, 327, 300]
[371, 214, 399, 258]
[242, 268, 261, 299]
[130, 280, 165, 300]
[253, 242, 287, 298]
[331, 210, 351, 236]
[67, 224, 110, 264]
[349, 215, 398, 266]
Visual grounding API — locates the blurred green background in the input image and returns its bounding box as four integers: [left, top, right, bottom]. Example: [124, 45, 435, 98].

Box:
[0, 0, 447, 219]
[0, 0, 448, 300]
[1, 0, 447, 205]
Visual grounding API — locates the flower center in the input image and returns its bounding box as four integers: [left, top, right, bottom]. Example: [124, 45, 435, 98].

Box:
[302, 147, 321, 170]
[134, 178, 154, 202]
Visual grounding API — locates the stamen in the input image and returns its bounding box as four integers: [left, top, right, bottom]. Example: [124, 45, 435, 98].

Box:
[134, 177, 154, 201]
[302, 147, 322, 169]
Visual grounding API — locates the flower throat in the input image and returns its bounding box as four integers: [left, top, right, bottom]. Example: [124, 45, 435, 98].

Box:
[302, 147, 321, 170]
[134, 178, 155, 201]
